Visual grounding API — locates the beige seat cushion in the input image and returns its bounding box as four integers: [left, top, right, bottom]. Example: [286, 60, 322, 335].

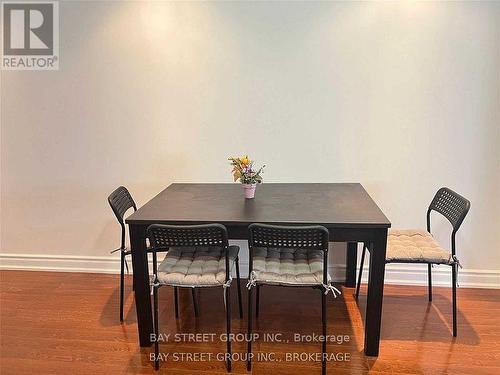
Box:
[251, 247, 330, 286]
[156, 245, 239, 287]
[386, 229, 453, 265]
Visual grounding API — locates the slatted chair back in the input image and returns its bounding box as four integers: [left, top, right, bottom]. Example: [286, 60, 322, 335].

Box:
[248, 223, 329, 250]
[108, 186, 137, 224]
[108, 186, 137, 249]
[426, 187, 470, 254]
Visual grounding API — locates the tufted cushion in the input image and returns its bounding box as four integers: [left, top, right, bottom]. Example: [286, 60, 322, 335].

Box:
[156, 245, 239, 287]
[386, 229, 453, 265]
[251, 247, 330, 286]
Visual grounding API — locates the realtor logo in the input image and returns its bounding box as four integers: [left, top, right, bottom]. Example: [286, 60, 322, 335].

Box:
[2, 1, 59, 70]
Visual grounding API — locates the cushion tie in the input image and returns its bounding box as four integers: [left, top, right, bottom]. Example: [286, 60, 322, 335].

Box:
[452, 255, 462, 287]
[452, 255, 463, 269]
[110, 247, 129, 273]
[246, 271, 258, 290]
[124, 257, 129, 274]
[322, 283, 342, 298]
[222, 278, 232, 308]
[150, 274, 160, 295]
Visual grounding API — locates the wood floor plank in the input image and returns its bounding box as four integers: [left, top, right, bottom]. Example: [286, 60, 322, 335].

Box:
[1, 270, 499, 374]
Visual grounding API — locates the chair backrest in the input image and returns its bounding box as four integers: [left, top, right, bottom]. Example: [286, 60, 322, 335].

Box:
[427, 187, 470, 233]
[147, 223, 230, 280]
[248, 223, 330, 251]
[427, 187, 470, 255]
[108, 186, 137, 225]
[147, 223, 229, 251]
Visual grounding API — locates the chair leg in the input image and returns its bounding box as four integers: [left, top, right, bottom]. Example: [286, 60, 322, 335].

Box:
[247, 286, 253, 371]
[153, 285, 160, 370]
[452, 264, 457, 337]
[120, 251, 125, 322]
[428, 264, 433, 302]
[192, 289, 199, 317]
[174, 287, 179, 319]
[322, 290, 327, 375]
[355, 243, 367, 301]
[225, 285, 232, 372]
[256, 285, 260, 318]
[235, 257, 243, 319]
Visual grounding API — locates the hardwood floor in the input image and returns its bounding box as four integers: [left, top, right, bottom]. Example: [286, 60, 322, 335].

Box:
[1, 270, 499, 374]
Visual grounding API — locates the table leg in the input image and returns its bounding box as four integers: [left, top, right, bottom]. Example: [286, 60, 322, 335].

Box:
[364, 229, 387, 356]
[345, 242, 358, 287]
[130, 224, 153, 347]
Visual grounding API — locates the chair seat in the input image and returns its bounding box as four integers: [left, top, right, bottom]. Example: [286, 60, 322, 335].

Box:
[156, 245, 239, 287]
[386, 229, 453, 265]
[251, 247, 331, 287]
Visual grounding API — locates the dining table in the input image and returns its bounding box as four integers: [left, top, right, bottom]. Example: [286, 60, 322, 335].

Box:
[125, 183, 391, 356]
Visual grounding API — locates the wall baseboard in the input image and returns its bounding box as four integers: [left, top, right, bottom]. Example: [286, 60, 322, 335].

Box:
[1, 253, 499, 289]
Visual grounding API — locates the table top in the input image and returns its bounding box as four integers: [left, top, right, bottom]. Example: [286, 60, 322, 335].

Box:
[126, 183, 390, 229]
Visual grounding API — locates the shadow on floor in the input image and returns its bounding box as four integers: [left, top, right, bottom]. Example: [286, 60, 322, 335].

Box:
[355, 285, 480, 346]
[99, 275, 137, 327]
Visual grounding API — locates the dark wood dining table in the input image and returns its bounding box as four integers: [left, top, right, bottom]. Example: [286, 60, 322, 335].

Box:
[125, 183, 390, 356]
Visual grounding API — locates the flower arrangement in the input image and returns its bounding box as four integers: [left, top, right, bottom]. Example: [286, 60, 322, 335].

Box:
[229, 156, 265, 184]
[228, 156, 265, 198]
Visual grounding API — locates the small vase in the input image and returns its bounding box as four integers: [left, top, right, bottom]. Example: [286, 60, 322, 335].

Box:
[243, 183, 257, 199]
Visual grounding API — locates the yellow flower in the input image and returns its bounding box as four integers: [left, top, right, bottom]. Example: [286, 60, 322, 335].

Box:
[240, 156, 250, 166]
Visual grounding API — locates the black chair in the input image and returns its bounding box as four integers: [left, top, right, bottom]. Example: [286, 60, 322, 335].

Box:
[108, 186, 191, 322]
[147, 223, 243, 371]
[107, 186, 138, 322]
[246, 224, 340, 375]
[355, 187, 470, 337]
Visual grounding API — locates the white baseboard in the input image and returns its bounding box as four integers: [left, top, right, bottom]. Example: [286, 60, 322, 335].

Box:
[0, 253, 121, 274]
[1, 253, 499, 289]
[330, 263, 500, 289]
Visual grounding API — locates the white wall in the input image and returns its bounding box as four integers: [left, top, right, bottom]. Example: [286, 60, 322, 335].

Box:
[1, 1, 499, 287]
